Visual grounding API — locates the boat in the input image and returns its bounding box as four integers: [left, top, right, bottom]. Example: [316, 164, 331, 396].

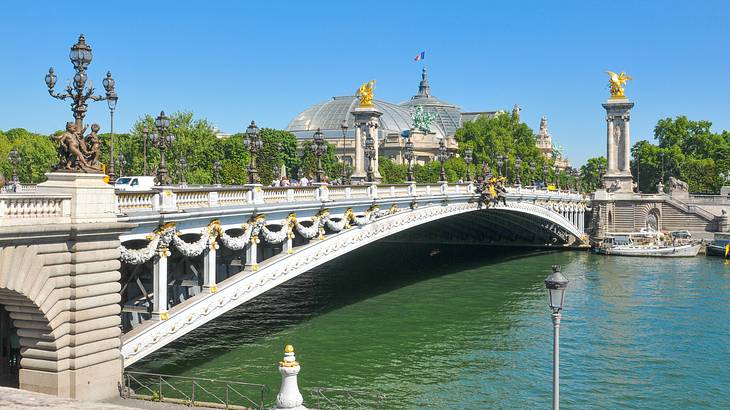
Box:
[594, 233, 701, 257]
[706, 239, 730, 257]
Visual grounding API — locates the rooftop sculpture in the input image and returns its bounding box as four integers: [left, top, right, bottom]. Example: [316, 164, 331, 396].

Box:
[606, 71, 632, 99]
[356, 80, 376, 108]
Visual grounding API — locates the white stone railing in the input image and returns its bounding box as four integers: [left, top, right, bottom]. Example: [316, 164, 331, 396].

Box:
[0, 194, 71, 226]
[113, 183, 585, 215]
[0, 183, 38, 194]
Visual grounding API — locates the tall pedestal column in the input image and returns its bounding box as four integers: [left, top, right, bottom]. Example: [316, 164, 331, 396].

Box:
[602, 98, 635, 192]
[152, 251, 169, 320]
[203, 246, 217, 293]
[350, 107, 383, 182]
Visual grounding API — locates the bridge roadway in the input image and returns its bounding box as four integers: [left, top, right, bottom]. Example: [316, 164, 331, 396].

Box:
[0, 178, 587, 400]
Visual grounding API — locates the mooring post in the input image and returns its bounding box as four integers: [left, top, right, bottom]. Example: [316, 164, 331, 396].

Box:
[276, 345, 307, 410]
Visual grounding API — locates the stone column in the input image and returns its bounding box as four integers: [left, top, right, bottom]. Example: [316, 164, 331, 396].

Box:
[602, 98, 635, 192]
[276, 345, 307, 410]
[152, 250, 169, 320]
[245, 237, 259, 271]
[350, 107, 383, 182]
[203, 245, 217, 293]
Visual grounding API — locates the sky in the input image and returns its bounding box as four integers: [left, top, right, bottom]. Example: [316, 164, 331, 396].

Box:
[1, 0, 729, 166]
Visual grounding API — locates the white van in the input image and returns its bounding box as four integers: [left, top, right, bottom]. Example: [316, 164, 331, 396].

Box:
[114, 176, 156, 191]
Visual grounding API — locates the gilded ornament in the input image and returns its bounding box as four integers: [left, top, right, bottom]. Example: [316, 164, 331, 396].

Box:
[606, 70, 632, 98]
[356, 80, 376, 107]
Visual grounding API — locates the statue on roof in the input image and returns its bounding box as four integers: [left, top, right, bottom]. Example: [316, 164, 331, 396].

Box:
[539, 116, 548, 134]
[356, 80, 376, 108]
[411, 105, 436, 133]
[512, 104, 521, 121]
[606, 70, 632, 98]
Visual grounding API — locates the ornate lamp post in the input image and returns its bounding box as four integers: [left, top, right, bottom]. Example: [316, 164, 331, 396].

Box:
[149, 111, 174, 185]
[496, 155, 504, 177]
[117, 154, 127, 177]
[530, 162, 537, 186]
[213, 160, 222, 186]
[542, 163, 549, 188]
[102, 71, 118, 181]
[178, 157, 188, 187]
[437, 137, 448, 182]
[515, 156, 522, 186]
[244, 121, 262, 184]
[44, 34, 115, 173]
[340, 120, 348, 184]
[545, 265, 569, 410]
[555, 165, 561, 190]
[142, 125, 150, 175]
[464, 149, 473, 182]
[404, 138, 415, 182]
[311, 128, 327, 183]
[8, 148, 21, 184]
[364, 129, 376, 183]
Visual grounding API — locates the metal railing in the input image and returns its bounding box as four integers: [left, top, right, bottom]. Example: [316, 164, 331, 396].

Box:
[122, 371, 268, 409]
[309, 387, 387, 409]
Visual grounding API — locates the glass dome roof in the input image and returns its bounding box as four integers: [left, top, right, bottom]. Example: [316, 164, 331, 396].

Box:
[286, 95, 446, 139]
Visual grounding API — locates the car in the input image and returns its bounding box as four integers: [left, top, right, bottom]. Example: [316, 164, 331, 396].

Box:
[114, 176, 156, 192]
[670, 230, 692, 239]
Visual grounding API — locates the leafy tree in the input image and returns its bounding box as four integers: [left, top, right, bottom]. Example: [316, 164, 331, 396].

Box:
[579, 156, 607, 192]
[257, 129, 299, 185]
[379, 158, 408, 183]
[0, 128, 57, 183]
[297, 140, 337, 181]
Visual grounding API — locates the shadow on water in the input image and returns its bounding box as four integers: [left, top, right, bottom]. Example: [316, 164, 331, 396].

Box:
[132, 242, 557, 373]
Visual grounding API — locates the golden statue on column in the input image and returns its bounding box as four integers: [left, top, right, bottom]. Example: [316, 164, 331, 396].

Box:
[356, 80, 376, 107]
[606, 71, 632, 98]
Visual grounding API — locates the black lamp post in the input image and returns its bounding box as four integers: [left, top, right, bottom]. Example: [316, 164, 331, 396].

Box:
[45, 34, 116, 173]
[530, 162, 536, 186]
[142, 125, 149, 176]
[149, 111, 174, 185]
[244, 120, 262, 184]
[545, 265, 569, 410]
[364, 129, 376, 183]
[213, 160, 222, 186]
[311, 128, 327, 183]
[496, 155, 504, 177]
[555, 165, 561, 190]
[178, 157, 188, 187]
[437, 137, 448, 182]
[404, 138, 415, 182]
[340, 120, 348, 184]
[464, 149, 473, 182]
[515, 156, 522, 186]
[102, 71, 118, 181]
[117, 154, 127, 177]
[542, 163, 549, 188]
[8, 148, 21, 184]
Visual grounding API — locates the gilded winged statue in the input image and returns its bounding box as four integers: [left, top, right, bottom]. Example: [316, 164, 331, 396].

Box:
[356, 80, 376, 107]
[606, 71, 632, 98]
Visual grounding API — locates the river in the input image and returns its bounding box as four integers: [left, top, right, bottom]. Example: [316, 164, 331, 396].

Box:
[131, 243, 730, 409]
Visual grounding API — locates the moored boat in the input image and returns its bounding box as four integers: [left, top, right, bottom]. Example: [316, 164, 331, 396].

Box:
[706, 239, 730, 257]
[594, 233, 701, 257]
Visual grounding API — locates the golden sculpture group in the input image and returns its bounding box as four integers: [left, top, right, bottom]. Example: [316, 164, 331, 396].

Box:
[606, 70, 632, 98]
[356, 80, 376, 107]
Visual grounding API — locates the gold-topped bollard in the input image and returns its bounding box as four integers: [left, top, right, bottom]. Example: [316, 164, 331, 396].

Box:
[275, 345, 307, 410]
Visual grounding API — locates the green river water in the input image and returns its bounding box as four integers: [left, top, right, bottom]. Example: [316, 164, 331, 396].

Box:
[132, 243, 730, 409]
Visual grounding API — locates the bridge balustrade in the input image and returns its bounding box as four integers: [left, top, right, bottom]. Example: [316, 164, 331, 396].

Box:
[0, 193, 71, 226]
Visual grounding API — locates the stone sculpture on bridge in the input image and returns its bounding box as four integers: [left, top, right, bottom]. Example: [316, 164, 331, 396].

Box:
[606, 70, 632, 98]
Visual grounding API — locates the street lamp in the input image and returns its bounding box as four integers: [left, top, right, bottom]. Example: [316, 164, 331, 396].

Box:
[244, 120, 262, 184]
[530, 162, 537, 186]
[149, 111, 174, 185]
[142, 125, 150, 175]
[464, 149, 473, 182]
[437, 137, 448, 182]
[340, 120, 348, 184]
[496, 155, 504, 177]
[555, 165, 561, 190]
[544, 265, 569, 410]
[515, 156, 522, 187]
[311, 128, 327, 183]
[213, 160, 222, 186]
[8, 148, 21, 184]
[404, 138, 415, 182]
[178, 157, 188, 188]
[364, 128, 376, 183]
[117, 154, 127, 177]
[542, 163, 549, 188]
[102, 71, 119, 181]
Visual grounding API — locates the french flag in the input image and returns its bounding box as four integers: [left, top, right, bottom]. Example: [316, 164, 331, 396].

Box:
[414, 51, 425, 61]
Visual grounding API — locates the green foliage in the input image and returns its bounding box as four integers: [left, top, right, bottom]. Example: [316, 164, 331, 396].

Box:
[379, 159, 408, 184]
[0, 128, 57, 183]
[257, 129, 299, 185]
[454, 111, 551, 185]
[579, 156, 607, 192]
[632, 116, 730, 193]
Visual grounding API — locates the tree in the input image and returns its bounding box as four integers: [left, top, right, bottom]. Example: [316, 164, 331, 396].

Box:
[257, 129, 299, 185]
[0, 128, 57, 183]
[297, 140, 337, 181]
[579, 156, 607, 192]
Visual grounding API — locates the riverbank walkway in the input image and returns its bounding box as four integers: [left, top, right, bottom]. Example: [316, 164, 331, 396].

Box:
[0, 386, 194, 410]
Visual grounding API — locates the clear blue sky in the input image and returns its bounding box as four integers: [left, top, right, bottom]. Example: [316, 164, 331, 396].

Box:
[1, 1, 729, 166]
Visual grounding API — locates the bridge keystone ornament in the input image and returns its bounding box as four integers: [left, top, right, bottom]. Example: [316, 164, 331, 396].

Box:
[276, 345, 307, 410]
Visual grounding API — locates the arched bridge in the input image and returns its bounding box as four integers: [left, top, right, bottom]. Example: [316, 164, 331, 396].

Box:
[0, 180, 586, 398]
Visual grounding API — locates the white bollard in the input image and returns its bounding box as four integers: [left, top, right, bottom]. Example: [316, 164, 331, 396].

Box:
[276, 345, 307, 410]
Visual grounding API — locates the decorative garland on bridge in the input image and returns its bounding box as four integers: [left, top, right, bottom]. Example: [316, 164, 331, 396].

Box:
[119, 205, 395, 265]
